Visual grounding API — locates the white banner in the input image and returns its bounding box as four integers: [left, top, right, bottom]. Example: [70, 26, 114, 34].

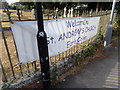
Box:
[11, 17, 100, 63]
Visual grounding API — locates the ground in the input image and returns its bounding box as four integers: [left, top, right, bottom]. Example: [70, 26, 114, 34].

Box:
[53, 37, 119, 88]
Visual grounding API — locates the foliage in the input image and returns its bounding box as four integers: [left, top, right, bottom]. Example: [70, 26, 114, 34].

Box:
[42, 2, 78, 10]
[50, 63, 61, 85]
[116, 2, 120, 12]
[19, 2, 35, 10]
[116, 2, 120, 27]
[113, 13, 120, 36]
[97, 27, 104, 42]
[1, 78, 15, 89]
[80, 44, 95, 58]
[9, 2, 35, 10]
[75, 28, 103, 61]
[8, 1, 113, 11]
[112, 2, 120, 34]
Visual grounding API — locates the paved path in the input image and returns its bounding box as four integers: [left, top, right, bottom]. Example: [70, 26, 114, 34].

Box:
[53, 38, 119, 88]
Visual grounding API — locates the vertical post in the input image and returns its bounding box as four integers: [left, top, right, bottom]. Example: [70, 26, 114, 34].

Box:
[34, 3, 37, 20]
[104, 0, 117, 48]
[36, 2, 50, 89]
[10, 24, 23, 77]
[20, 4, 23, 16]
[4, 3, 23, 76]
[89, 9, 93, 16]
[16, 4, 21, 20]
[0, 59, 8, 82]
[70, 8, 73, 18]
[55, 8, 58, 19]
[0, 20, 7, 82]
[32, 4, 37, 70]
[67, 9, 70, 18]
[17, 9, 21, 21]
[5, 4, 12, 23]
[96, 2, 99, 14]
[63, 7, 67, 18]
[27, 63, 30, 73]
[109, 0, 117, 24]
[47, 9, 49, 20]
[0, 22, 15, 79]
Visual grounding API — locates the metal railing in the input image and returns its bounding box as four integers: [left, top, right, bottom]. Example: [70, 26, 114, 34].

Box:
[0, 7, 113, 88]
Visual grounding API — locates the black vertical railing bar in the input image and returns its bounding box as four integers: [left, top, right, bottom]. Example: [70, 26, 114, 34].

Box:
[26, 63, 30, 74]
[71, 48, 72, 55]
[32, 3, 37, 72]
[74, 45, 76, 54]
[0, 20, 8, 82]
[11, 31, 23, 76]
[5, 5, 12, 23]
[58, 53, 60, 61]
[12, 36, 23, 76]
[65, 50, 67, 58]
[62, 52, 64, 61]
[47, 10, 49, 20]
[33, 61, 37, 72]
[17, 9, 21, 21]
[2, 33, 16, 78]
[49, 57, 51, 66]
[73, 46, 75, 54]
[5, 4, 23, 76]
[0, 59, 8, 82]
[36, 2, 51, 89]
[1, 22, 15, 79]
[71, 46, 72, 55]
[60, 53, 62, 61]
[54, 56, 56, 64]
[52, 12, 54, 19]
[69, 49, 71, 56]
[33, 5, 37, 72]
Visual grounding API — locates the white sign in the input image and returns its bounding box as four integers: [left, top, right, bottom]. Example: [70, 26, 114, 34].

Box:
[11, 17, 100, 63]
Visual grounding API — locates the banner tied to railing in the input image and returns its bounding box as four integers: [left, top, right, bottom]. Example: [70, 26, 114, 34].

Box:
[11, 17, 100, 63]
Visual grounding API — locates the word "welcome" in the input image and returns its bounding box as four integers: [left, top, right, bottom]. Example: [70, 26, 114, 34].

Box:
[66, 19, 88, 28]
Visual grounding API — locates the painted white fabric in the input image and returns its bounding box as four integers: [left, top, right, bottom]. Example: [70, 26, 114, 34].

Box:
[11, 17, 100, 63]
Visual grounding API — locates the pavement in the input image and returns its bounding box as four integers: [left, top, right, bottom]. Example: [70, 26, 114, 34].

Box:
[53, 37, 119, 88]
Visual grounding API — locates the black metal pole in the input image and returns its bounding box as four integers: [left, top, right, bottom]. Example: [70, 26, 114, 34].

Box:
[36, 2, 51, 89]
[17, 9, 21, 21]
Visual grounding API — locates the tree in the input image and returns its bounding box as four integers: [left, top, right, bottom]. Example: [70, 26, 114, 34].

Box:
[87, 2, 112, 11]
[116, 2, 120, 23]
[42, 2, 78, 10]
[18, 2, 35, 10]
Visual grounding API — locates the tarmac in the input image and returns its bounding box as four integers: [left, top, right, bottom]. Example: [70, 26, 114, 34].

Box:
[53, 37, 119, 88]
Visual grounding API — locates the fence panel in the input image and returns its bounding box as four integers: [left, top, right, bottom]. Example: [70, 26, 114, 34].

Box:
[0, 7, 114, 88]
